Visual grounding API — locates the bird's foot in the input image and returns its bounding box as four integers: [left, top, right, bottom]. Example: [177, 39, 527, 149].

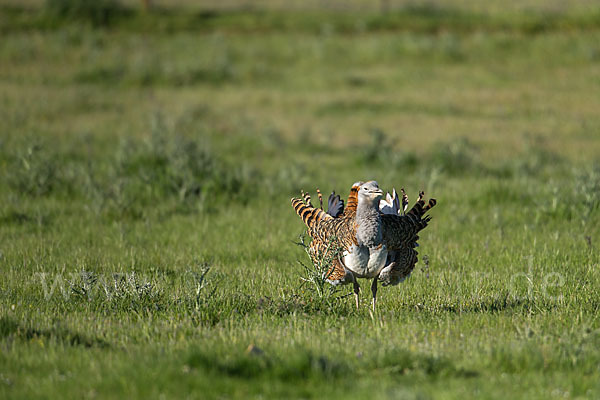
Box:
[371, 278, 378, 313]
[353, 279, 361, 310]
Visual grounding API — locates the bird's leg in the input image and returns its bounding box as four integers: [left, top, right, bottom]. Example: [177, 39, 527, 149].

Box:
[371, 277, 378, 312]
[353, 279, 361, 310]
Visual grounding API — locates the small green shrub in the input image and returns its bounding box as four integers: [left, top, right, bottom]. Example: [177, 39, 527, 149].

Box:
[430, 137, 480, 175]
[296, 235, 343, 301]
[8, 143, 60, 197]
[78, 115, 261, 218]
[577, 164, 600, 222]
[362, 128, 393, 165]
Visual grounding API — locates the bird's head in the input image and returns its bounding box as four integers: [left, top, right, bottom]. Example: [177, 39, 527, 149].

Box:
[358, 180, 383, 205]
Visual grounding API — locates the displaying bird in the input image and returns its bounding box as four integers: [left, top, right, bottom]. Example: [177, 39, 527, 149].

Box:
[291, 181, 436, 311]
[332, 183, 435, 300]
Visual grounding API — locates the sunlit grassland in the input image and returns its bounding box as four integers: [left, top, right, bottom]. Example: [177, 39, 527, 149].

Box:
[2, 27, 600, 160]
[1, 2, 600, 399]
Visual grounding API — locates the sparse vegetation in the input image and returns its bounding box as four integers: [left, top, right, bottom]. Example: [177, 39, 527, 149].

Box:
[1, 0, 600, 399]
[295, 234, 348, 313]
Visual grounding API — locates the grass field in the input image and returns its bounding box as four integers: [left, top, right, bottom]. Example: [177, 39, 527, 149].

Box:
[1, 1, 600, 398]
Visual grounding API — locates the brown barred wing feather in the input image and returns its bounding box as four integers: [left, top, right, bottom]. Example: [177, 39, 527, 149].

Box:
[291, 197, 332, 231]
[379, 195, 436, 286]
[291, 195, 359, 285]
[378, 247, 418, 286]
[344, 182, 362, 216]
[381, 197, 435, 250]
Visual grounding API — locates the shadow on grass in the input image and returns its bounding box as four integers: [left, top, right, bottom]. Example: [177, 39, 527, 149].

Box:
[411, 295, 561, 314]
[187, 349, 346, 381]
[255, 294, 353, 317]
[185, 346, 477, 382]
[0, 316, 109, 348]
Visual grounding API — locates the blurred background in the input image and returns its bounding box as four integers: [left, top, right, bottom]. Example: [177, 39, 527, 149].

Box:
[1, 0, 600, 234]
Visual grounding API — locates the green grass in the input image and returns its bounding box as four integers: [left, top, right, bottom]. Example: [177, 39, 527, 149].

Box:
[1, 1, 600, 398]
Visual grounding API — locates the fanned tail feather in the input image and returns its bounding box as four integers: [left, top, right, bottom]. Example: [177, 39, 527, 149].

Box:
[380, 188, 402, 215]
[316, 188, 324, 210]
[406, 191, 436, 220]
[327, 191, 344, 217]
[379, 192, 437, 287]
[291, 197, 332, 229]
[423, 198, 437, 212]
[400, 188, 409, 215]
[345, 182, 362, 214]
[301, 190, 312, 207]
